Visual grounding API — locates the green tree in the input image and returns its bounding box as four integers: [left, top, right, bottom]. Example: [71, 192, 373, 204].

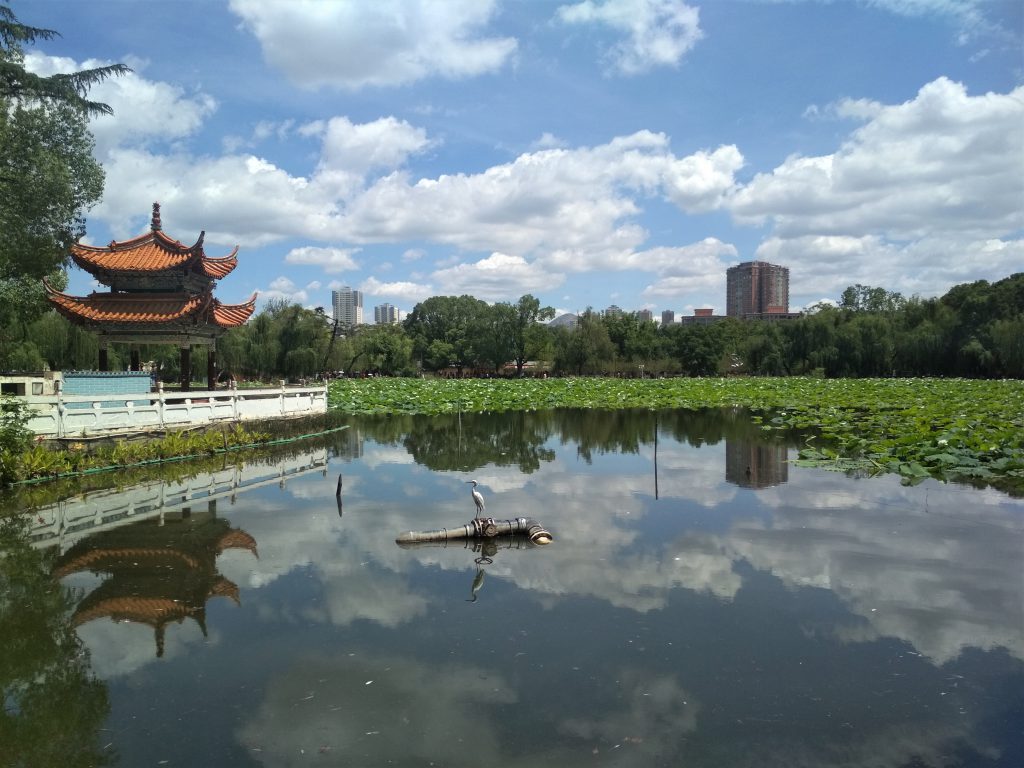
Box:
[508, 294, 554, 375]
[338, 323, 414, 376]
[1, 5, 129, 115]
[403, 295, 489, 373]
[0, 5, 129, 283]
[990, 316, 1024, 377]
[476, 302, 517, 373]
[0, 101, 103, 281]
[663, 324, 723, 376]
[839, 284, 905, 314]
[553, 310, 615, 374]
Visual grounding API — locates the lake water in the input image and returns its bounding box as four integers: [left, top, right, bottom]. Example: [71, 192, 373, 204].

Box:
[3, 409, 1022, 767]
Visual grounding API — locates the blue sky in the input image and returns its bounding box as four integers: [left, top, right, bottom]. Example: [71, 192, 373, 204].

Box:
[21, 0, 1023, 319]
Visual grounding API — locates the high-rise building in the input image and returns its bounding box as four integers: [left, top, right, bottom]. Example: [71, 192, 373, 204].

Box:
[637, 309, 653, 323]
[332, 287, 363, 329]
[374, 303, 400, 324]
[603, 304, 623, 318]
[661, 310, 675, 325]
[726, 261, 790, 318]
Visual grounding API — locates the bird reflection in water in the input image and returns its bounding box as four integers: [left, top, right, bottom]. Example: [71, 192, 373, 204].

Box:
[466, 538, 498, 603]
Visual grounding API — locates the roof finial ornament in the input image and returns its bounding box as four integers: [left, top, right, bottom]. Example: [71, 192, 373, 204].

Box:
[151, 202, 162, 231]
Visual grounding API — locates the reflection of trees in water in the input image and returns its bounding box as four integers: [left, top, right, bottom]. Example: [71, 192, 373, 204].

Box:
[347, 408, 797, 471]
[562, 407, 791, 464]
[0, 517, 111, 768]
[351, 412, 557, 473]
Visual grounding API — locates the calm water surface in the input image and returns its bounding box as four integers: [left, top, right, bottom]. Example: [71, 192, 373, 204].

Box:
[3, 409, 1022, 767]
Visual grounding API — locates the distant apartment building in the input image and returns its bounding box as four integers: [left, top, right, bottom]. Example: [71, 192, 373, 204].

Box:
[637, 309, 653, 323]
[332, 286, 363, 329]
[726, 261, 790, 318]
[374, 303, 400, 324]
[661, 310, 675, 325]
[603, 304, 624, 319]
[680, 308, 725, 326]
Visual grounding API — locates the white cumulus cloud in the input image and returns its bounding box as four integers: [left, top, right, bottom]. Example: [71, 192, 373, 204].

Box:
[359, 276, 434, 304]
[284, 246, 361, 273]
[228, 0, 517, 89]
[557, 0, 704, 74]
[431, 252, 565, 301]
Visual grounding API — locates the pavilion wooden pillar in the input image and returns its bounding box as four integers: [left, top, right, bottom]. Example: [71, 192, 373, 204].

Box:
[130, 348, 141, 372]
[207, 345, 217, 391]
[180, 345, 191, 392]
[98, 343, 109, 372]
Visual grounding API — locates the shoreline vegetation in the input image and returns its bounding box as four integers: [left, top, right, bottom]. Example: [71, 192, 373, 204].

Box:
[0, 413, 347, 489]
[329, 376, 1024, 490]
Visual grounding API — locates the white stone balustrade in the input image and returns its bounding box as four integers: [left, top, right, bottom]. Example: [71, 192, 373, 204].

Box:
[22, 382, 328, 438]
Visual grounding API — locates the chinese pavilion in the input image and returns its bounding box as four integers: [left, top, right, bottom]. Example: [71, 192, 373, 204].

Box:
[44, 203, 256, 391]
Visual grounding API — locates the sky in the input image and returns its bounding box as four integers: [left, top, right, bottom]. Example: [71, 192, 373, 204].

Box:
[19, 0, 1024, 320]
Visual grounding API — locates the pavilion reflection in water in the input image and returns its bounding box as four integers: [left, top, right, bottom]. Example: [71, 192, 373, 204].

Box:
[34, 449, 328, 657]
[725, 439, 789, 489]
[53, 502, 255, 657]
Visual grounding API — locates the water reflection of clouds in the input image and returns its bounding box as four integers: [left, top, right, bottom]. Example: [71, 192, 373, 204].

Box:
[222, 433, 1022, 665]
[707, 472, 1024, 663]
[648, 442, 739, 508]
[357, 444, 417, 469]
[77, 617, 210, 678]
[235, 651, 702, 768]
[559, 668, 700, 761]
[236, 653, 518, 766]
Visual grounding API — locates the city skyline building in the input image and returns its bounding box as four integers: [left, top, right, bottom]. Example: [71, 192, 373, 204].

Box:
[726, 261, 790, 318]
[332, 286, 363, 329]
[637, 309, 653, 323]
[661, 310, 675, 325]
[603, 304, 623, 318]
[374, 303, 400, 324]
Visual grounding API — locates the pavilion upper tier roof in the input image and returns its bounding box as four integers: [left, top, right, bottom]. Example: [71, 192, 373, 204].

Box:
[44, 281, 257, 330]
[70, 202, 238, 282]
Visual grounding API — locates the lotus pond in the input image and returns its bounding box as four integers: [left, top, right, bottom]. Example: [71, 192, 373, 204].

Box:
[331, 377, 1024, 491]
[2, 407, 1022, 767]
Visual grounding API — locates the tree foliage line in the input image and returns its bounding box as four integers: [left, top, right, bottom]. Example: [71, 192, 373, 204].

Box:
[4, 275, 1021, 383]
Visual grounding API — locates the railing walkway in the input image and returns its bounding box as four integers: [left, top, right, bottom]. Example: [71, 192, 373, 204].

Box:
[23, 382, 328, 438]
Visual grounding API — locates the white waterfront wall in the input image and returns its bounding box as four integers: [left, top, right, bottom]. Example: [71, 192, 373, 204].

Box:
[23, 381, 328, 438]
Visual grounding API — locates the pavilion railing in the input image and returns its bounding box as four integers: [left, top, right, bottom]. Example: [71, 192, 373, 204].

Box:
[22, 381, 328, 438]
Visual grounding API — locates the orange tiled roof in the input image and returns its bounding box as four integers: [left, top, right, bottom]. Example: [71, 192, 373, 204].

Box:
[211, 292, 258, 327]
[44, 282, 258, 329]
[71, 231, 239, 279]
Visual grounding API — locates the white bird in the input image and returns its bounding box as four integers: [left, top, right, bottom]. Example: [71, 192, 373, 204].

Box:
[466, 480, 485, 517]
